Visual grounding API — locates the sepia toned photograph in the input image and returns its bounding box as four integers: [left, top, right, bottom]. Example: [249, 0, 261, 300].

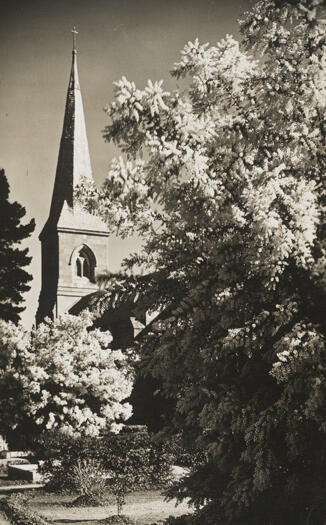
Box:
[0, 0, 326, 523]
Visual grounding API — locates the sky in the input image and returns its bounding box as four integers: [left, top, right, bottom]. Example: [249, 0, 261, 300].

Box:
[0, 0, 250, 328]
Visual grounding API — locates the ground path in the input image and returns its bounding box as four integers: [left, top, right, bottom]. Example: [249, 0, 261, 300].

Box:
[31, 490, 192, 525]
[0, 483, 44, 494]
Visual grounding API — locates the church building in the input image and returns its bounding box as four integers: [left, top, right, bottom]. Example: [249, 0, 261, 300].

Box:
[36, 31, 110, 324]
[35, 32, 170, 430]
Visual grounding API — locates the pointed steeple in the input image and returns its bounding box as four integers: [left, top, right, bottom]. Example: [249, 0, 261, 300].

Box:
[41, 28, 99, 237]
[36, 30, 109, 325]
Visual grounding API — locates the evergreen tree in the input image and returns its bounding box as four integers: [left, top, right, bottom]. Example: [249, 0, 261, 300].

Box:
[0, 169, 35, 324]
[78, 1, 326, 523]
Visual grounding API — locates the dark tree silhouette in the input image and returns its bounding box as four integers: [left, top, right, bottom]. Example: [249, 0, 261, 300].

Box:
[0, 169, 35, 323]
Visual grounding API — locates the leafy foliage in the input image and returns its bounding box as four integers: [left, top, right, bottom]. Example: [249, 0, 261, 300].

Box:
[69, 458, 108, 506]
[38, 427, 172, 493]
[108, 473, 129, 516]
[0, 494, 49, 525]
[0, 169, 35, 324]
[77, 0, 326, 523]
[165, 433, 205, 469]
[0, 312, 133, 445]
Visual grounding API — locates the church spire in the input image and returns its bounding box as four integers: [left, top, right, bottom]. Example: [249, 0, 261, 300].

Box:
[36, 30, 109, 325]
[41, 28, 94, 235]
[72, 26, 78, 54]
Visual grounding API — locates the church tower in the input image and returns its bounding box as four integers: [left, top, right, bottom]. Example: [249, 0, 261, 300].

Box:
[36, 29, 109, 324]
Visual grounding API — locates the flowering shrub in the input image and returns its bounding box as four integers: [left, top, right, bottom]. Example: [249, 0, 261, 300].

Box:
[0, 312, 133, 444]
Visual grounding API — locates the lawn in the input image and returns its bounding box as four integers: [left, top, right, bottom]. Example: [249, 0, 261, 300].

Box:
[28, 489, 193, 524]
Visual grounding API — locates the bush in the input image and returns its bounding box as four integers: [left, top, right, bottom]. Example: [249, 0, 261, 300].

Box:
[102, 426, 173, 489]
[105, 516, 133, 524]
[0, 493, 49, 525]
[69, 458, 108, 506]
[37, 426, 173, 492]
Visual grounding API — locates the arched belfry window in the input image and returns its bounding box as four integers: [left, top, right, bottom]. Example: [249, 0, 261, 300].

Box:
[71, 245, 96, 283]
[83, 257, 90, 279]
[76, 258, 82, 277]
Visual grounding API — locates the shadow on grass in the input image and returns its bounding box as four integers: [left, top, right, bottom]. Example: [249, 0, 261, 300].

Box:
[52, 519, 105, 523]
[52, 519, 105, 524]
[52, 519, 104, 523]
[53, 517, 134, 524]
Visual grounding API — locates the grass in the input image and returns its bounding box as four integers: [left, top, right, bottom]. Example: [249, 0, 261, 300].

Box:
[26, 489, 192, 525]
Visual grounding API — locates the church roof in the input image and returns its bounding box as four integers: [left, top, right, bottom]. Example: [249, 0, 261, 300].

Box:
[40, 33, 108, 238]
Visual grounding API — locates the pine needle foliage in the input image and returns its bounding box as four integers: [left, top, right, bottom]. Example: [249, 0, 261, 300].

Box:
[0, 169, 35, 324]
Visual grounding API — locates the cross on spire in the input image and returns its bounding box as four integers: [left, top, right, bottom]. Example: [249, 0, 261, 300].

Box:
[72, 26, 78, 53]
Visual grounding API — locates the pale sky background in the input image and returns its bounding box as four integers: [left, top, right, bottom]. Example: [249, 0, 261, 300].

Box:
[0, 0, 250, 328]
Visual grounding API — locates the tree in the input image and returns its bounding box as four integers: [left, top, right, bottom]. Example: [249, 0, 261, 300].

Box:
[0, 169, 35, 324]
[77, 1, 326, 523]
[0, 312, 133, 446]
